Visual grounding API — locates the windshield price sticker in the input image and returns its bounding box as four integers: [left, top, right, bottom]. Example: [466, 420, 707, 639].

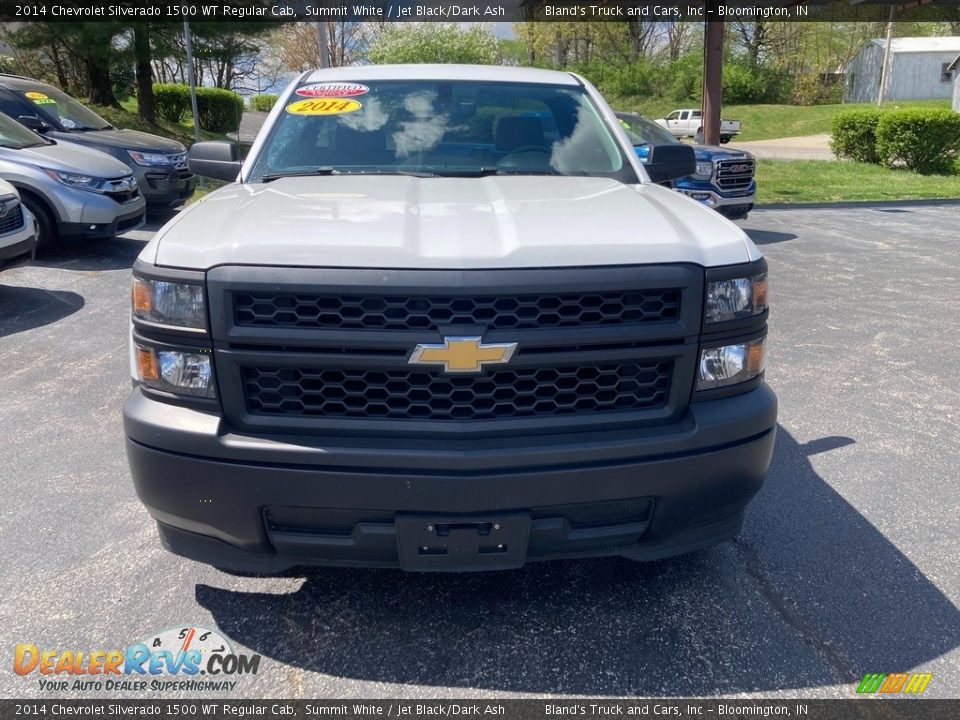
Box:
[285, 99, 362, 116]
[295, 83, 369, 99]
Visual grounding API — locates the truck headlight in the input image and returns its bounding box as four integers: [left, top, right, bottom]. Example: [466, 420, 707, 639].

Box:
[697, 337, 765, 390]
[128, 151, 175, 166]
[44, 169, 110, 194]
[693, 161, 713, 179]
[136, 345, 215, 398]
[132, 276, 206, 329]
[705, 273, 767, 323]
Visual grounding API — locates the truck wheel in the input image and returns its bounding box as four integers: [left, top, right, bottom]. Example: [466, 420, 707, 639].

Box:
[19, 192, 59, 252]
[720, 135, 731, 144]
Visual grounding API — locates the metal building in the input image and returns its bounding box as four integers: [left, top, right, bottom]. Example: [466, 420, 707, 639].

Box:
[843, 37, 960, 104]
[951, 54, 960, 111]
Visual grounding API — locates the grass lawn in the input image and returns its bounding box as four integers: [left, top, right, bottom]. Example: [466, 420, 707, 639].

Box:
[605, 96, 952, 142]
[756, 159, 960, 204]
[89, 100, 238, 147]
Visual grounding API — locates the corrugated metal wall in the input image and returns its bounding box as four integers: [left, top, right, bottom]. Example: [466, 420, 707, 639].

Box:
[844, 45, 957, 103]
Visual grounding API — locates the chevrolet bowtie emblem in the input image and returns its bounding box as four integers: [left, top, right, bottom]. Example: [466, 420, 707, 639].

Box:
[409, 336, 518, 373]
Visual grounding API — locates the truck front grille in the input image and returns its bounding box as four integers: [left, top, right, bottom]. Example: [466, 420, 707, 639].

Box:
[233, 289, 680, 331]
[715, 159, 755, 190]
[242, 360, 672, 421]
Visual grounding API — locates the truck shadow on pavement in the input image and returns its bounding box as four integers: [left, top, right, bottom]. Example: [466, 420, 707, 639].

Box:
[195, 425, 960, 695]
[0, 285, 84, 338]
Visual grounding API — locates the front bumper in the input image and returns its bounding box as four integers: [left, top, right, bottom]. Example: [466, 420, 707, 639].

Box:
[0, 210, 38, 268]
[133, 166, 196, 209]
[124, 383, 777, 573]
[60, 200, 145, 240]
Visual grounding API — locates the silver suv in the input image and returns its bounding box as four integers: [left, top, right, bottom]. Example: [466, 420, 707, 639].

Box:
[0, 111, 144, 248]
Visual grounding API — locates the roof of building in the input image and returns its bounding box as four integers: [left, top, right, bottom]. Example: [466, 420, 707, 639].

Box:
[867, 37, 960, 54]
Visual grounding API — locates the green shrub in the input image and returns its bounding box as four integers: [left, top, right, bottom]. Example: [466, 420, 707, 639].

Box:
[250, 94, 278, 112]
[831, 109, 883, 164]
[152, 84, 244, 132]
[722, 64, 789, 104]
[875, 108, 960, 174]
[195, 87, 244, 133]
[153, 84, 191, 123]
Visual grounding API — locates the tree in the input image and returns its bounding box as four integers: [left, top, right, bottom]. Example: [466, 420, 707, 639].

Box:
[272, 22, 374, 72]
[367, 23, 500, 65]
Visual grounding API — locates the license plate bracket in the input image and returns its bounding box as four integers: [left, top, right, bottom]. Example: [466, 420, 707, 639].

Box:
[395, 513, 531, 572]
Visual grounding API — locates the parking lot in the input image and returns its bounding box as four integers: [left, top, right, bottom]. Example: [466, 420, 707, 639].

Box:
[2, 203, 959, 699]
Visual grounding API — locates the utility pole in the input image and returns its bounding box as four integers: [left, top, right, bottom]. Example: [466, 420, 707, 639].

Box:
[877, 5, 896, 108]
[183, 20, 201, 143]
[702, 13, 724, 146]
[316, 22, 330, 68]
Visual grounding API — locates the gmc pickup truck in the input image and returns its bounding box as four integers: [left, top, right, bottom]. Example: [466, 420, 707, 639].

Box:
[617, 112, 755, 220]
[124, 65, 776, 574]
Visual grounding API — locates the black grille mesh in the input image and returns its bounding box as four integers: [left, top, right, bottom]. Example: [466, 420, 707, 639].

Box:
[0, 205, 24, 235]
[242, 361, 672, 421]
[234, 290, 680, 331]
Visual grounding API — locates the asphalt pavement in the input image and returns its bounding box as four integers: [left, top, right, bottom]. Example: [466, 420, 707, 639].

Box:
[1, 203, 959, 700]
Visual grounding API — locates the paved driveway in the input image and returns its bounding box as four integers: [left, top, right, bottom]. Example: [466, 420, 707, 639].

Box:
[728, 134, 834, 161]
[1, 204, 958, 699]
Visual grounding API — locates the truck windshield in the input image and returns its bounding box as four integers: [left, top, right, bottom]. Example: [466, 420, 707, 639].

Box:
[0, 111, 51, 149]
[617, 113, 677, 147]
[23, 88, 113, 131]
[249, 79, 636, 182]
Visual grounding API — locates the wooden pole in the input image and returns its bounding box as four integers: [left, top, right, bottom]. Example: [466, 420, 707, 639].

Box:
[703, 13, 724, 146]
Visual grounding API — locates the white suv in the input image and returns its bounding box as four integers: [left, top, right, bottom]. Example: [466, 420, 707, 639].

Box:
[0, 177, 36, 270]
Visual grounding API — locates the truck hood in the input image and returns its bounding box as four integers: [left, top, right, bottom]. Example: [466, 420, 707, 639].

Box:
[1, 141, 135, 178]
[147, 175, 757, 270]
[50, 128, 186, 154]
[691, 145, 753, 161]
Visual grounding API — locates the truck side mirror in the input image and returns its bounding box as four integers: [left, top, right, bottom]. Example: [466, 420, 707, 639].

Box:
[644, 144, 696, 183]
[188, 141, 242, 182]
[17, 115, 50, 133]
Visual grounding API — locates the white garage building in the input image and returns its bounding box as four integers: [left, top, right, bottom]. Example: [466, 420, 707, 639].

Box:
[843, 37, 960, 104]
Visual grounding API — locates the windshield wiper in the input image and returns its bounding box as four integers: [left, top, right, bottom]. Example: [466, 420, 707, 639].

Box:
[431, 167, 579, 178]
[261, 168, 439, 182]
[261, 167, 339, 182]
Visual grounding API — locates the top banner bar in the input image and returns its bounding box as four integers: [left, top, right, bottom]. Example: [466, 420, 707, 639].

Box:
[3, 0, 960, 23]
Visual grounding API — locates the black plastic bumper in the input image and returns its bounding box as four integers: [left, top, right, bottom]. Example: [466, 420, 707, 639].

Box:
[60, 206, 145, 240]
[0, 233, 37, 266]
[124, 383, 777, 573]
[142, 171, 196, 210]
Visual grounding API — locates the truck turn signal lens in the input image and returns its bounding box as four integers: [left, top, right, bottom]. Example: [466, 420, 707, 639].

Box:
[132, 278, 152, 316]
[137, 347, 159, 382]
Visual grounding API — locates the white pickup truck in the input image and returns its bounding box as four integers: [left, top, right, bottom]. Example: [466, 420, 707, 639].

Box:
[656, 109, 741, 144]
[125, 64, 775, 574]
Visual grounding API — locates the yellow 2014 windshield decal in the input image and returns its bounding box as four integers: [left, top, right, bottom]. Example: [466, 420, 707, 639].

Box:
[285, 99, 362, 116]
[25, 91, 48, 100]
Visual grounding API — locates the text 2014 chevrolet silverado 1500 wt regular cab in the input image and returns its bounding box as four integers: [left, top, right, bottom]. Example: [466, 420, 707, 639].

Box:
[124, 65, 776, 573]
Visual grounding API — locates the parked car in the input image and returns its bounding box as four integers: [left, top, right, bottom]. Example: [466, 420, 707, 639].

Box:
[125, 64, 776, 574]
[655, 108, 741, 143]
[617, 112, 755, 221]
[0, 74, 196, 212]
[0, 177, 37, 270]
[0, 111, 145, 248]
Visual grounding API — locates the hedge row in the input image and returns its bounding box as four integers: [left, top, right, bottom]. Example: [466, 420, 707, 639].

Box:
[831, 108, 960, 174]
[249, 94, 278, 112]
[153, 84, 245, 133]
